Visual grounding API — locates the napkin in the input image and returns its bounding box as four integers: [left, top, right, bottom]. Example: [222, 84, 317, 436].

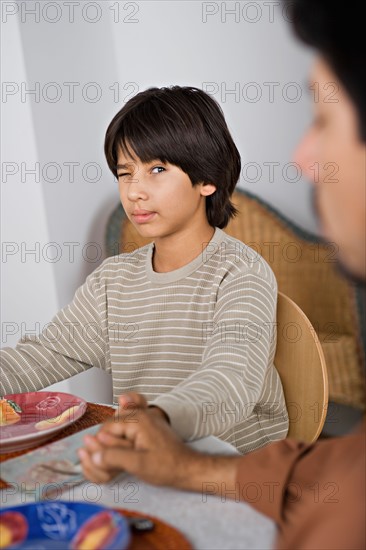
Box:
[0, 425, 100, 502]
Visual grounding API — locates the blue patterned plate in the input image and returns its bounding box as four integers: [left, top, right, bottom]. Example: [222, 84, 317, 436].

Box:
[0, 501, 130, 549]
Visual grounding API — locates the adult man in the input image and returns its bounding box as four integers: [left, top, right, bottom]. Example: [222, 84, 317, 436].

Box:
[79, 2, 365, 547]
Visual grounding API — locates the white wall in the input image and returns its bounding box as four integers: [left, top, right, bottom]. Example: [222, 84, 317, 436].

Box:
[1, 1, 316, 401]
[1, 15, 59, 347]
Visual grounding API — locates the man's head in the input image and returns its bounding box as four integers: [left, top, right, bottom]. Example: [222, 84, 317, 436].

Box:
[105, 86, 241, 229]
[286, 0, 366, 280]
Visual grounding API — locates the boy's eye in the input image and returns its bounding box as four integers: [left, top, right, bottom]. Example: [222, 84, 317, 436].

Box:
[151, 166, 165, 174]
[117, 172, 130, 179]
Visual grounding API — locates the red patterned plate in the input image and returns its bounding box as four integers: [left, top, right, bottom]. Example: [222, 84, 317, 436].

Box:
[0, 392, 87, 453]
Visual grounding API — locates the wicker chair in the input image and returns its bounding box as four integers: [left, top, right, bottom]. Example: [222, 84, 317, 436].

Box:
[105, 188, 366, 418]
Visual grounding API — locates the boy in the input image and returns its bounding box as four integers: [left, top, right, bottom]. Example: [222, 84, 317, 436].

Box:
[1, 87, 288, 453]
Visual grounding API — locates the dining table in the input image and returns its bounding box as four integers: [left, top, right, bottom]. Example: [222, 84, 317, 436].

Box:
[0, 402, 277, 550]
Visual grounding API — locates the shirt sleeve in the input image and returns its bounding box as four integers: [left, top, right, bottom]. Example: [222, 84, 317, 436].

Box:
[0, 264, 110, 395]
[151, 268, 279, 440]
[235, 426, 365, 550]
[235, 438, 311, 524]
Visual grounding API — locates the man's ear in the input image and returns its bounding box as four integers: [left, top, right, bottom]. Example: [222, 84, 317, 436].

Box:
[200, 183, 216, 197]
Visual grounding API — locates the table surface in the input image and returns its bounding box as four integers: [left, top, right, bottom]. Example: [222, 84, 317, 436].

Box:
[0, 403, 276, 550]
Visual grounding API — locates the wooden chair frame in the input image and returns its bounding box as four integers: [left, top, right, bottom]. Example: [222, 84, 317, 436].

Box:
[275, 291, 329, 442]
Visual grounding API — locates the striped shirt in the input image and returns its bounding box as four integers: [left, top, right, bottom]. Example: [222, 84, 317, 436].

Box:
[0, 228, 288, 453]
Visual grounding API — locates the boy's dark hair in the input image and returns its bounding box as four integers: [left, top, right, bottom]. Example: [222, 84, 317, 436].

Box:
[285, 0, 366, 141]
[105, 86, 241, 229]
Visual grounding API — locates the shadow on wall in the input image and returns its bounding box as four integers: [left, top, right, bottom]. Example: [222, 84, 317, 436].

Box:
[80, 194, 121, 285]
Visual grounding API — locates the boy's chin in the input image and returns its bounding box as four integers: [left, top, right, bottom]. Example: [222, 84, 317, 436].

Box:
[134, 224, 157, 236]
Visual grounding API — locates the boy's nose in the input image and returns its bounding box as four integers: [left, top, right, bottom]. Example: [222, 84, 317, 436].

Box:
[127, 178, 149, 201]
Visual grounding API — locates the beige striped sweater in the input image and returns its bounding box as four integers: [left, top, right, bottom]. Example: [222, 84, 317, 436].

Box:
[0, 228, 288, 453]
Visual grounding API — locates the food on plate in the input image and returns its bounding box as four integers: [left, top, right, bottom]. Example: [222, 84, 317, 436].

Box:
[75, 524, 112, 550]
[0, 399, 22, 426]
[71, 511, 119, 550]
[0, 524, 11, 548]
[35, 404, 80, 431]
[0, 511, 28, 548]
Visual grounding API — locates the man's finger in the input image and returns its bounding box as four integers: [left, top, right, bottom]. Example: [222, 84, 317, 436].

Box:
[113, 406, 140, 423]
[102, 410, 151, 439]
[82, 462, 115, 484]
[92, 447, 144, 476]
[78, 448, 120, 483]
[78, 448, 106, 482]
[118, 392, 148, 410]
[83, 434, 103, 452]
[99, 418, 131, 438]
[97, 430, 133, 448]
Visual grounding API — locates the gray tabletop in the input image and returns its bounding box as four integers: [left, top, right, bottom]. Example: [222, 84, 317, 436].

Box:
[71, 436, 277, 550]
[1, 436, 276, 549]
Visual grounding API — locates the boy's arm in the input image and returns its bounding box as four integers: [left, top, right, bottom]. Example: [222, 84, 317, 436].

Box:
[0, 263, 109, 395]
[151, 270, 281, 441]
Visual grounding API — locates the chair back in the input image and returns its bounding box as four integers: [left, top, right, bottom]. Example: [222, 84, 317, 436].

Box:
[275, 291, 329, 442]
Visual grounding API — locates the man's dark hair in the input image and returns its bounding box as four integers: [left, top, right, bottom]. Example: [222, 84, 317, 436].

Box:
[285, 0, 366, 141]
[105, 86, 241, 229]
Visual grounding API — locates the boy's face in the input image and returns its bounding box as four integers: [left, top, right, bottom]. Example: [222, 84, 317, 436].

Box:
[293, 57, 366, 280]
[116, 147, 216, 240]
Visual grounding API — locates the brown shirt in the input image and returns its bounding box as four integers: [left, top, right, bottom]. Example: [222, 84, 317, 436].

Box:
[236, 423, 365, 549]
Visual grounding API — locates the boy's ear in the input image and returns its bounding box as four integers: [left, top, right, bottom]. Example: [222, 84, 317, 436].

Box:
[200, 182, 216, 197]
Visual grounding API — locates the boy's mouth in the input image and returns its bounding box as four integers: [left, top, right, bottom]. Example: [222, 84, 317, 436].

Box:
[131, 209, 157, 224]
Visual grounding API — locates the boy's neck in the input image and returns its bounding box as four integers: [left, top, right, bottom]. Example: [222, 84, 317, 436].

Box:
[152, 225, 216, 273]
